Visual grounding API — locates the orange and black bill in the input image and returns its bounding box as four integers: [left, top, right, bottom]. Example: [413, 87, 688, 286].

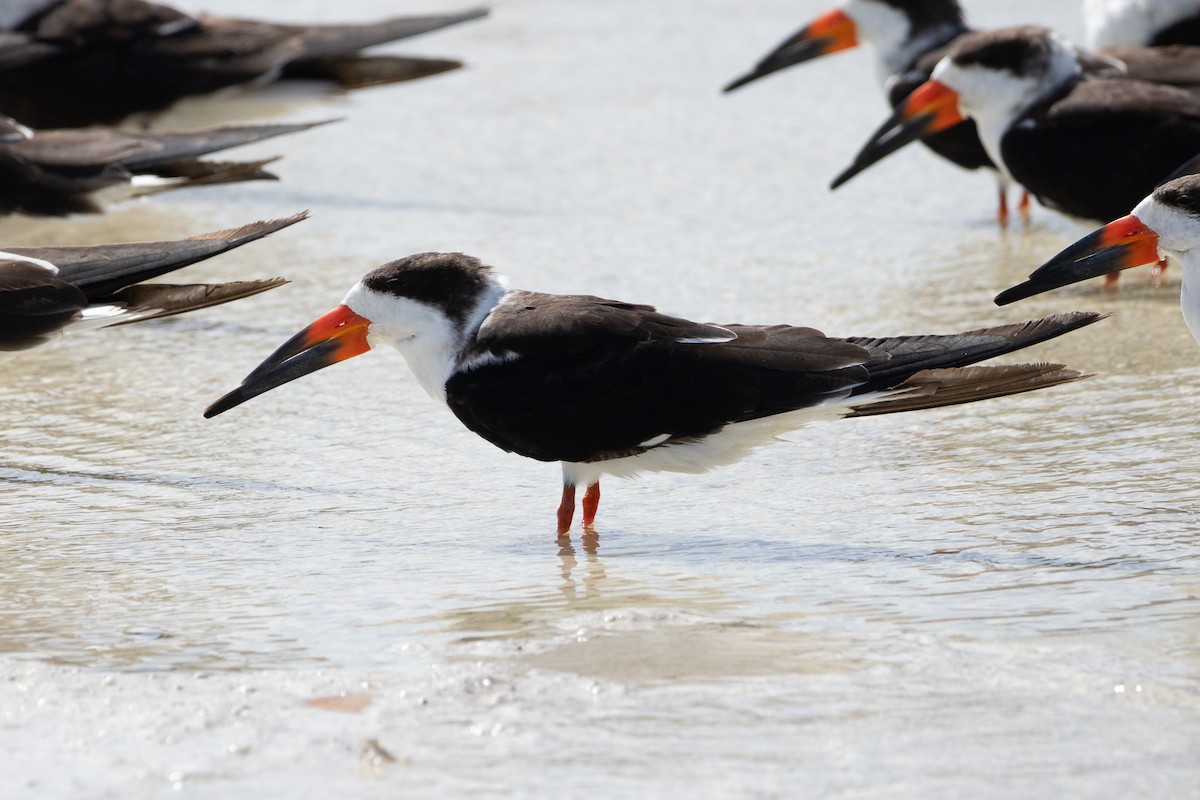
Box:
[995, 215, 1161, 305]
[830, 79, 965, 189]
[723, 9, 857, 93]
[204, 305, 370, 418]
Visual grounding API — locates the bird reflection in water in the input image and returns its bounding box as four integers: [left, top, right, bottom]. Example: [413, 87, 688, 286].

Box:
[557, 530, 606, 604]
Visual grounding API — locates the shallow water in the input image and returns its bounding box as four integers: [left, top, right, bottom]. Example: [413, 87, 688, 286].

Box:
[1, 0, 1198, 797]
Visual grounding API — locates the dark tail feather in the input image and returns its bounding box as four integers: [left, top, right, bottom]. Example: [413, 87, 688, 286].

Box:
[291, 8, 489, 60]
[847, 363, 1089, 417]
[284, 54, 463, 89]
[134, 157, 281, 192]
[9, 212, 307, 299]
[116, 121, 334, 171]
[108, 279, 288, 325]
[846, 311, 1106, 394]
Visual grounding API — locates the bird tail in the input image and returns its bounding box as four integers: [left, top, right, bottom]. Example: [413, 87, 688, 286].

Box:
[130, 157, 281, 195]
[116, 121, 334, 172]
[8, 212, 307, 300]
[843, 311, 1105, 416]
[284, 55, 463, 89]
[287, 8, 488, 61]
[105, 279, 288, 326]
[846, 362, 1088, 417]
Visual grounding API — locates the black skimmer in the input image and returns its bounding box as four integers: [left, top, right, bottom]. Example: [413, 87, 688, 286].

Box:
[204, 252, 1103, 536]
[0, 0, 487, 128]
[1086, 0, 1200, 48]
[997, 173, 1200, 341]
[0, 115, 326, 216]
[0, 212, 304, 354]
[723, 0, 1027, 223]
[830, 26, 1200, 226]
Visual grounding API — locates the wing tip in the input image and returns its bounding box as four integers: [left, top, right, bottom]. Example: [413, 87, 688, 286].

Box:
[187, 211, 310, 246]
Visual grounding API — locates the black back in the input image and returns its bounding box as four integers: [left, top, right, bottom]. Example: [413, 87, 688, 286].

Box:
[1003, 77, 1200, 221]
[444, 292, 1098, 464]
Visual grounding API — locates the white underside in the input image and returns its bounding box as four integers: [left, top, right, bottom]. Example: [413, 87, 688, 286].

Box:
[1085, 0, 1197, 48]
[559, 392, 887, 486]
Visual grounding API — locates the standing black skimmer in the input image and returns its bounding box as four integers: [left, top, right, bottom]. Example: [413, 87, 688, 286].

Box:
[0, 114, 328, 216]
[830, 26, 1200, 227]
[997, 173, 1200, 342]
[0, 0, 487, 128]
[1086, 0, 1200, 48]
[723, 0, 1026, 223]
[0, 212, 304, 354]
[204, 252, 1103, 536]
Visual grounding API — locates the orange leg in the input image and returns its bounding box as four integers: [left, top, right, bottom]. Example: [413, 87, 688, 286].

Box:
[1104, 271, 1121, 290]
[557, 484, 575, 537]
[1018, 190, 1031, 221]
[581, 482, 601, 529]
[997, 185, 1009, 228]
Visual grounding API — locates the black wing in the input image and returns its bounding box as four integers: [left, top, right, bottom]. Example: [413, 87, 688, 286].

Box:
[0, 260, 85, 350]
[446, 292, 870, 462]
[447, 295, 1102, 464]
[1101, 45, 1200, 89]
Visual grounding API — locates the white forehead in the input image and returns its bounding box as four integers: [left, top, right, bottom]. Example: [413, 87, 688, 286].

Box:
[342, 281, 445, 327]
[931, 60, 1037, 115]
[1085, 0, 1198, 48]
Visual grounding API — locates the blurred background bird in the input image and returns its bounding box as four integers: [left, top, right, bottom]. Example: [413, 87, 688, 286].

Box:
[0, 0, 487, 128]
[0, 211, 304, 355]
[0, 115, 328, 216]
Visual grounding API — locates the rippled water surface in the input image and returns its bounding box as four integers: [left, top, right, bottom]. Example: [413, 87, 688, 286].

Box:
[1, 1, 1197, 797]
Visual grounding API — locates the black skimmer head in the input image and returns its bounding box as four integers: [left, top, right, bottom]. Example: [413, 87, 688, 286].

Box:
[832, 26, 1083, 189]
[997, 173, 1200, 339]
[206, 252, 1105, 538]
[1085, 0, 1200, 48]
[724, 0, 968, 92]
[0, 213, 303, 355]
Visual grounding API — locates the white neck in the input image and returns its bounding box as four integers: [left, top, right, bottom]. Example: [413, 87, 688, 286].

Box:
[934, 42, 1080, 181]
[1133, 194, 1200, 343]
[843, 0, 965, 85]
[343, 279, 507, 406]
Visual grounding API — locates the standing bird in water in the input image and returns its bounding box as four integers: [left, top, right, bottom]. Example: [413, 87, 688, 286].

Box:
[998, 173, 1200, 344]
[205, 252, 1102, 536]
[723, 0, 1023, 224]
[831, 27, 1200, 228]
[0, 0, 488, 128]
